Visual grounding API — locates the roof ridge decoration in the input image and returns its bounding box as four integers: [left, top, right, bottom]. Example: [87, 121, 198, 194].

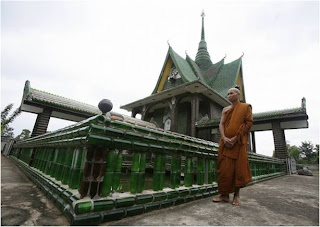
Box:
[195, 10, 213, 71]
[253, 106, 306, 117]
[186, 54, 202, 80]
[30, 88, 98, 108]
[196, 103, 308, 128]
[22, 80, 101, 115]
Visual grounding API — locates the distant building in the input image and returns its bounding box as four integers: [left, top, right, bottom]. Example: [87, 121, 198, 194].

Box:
[1, 136, 15, 156]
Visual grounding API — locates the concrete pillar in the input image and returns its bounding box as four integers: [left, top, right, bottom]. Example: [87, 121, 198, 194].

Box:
[31, 108, 52, 137]
[170, 97, 177, 132]
[141, 105, 147, 120]
[191, 94, 199, 137]
[131, 109, 138, 118]
[272, 121, 288, 159]
[251, 131, 256, 153]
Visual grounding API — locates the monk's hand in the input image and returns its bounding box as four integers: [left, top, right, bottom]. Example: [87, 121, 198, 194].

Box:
[223, 137, 233, 148]
[229, 136, 237, 146]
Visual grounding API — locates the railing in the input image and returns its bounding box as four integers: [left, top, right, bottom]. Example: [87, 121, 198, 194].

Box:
[11, 113, 286, 225]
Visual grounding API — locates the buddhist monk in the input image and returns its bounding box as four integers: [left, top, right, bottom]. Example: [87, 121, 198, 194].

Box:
[212, 87, 253, 206]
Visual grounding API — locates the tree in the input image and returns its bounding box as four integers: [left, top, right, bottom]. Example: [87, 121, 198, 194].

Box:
[288, 145, 300, 161]
[15, 129, 31, 141]
[1, 104, 21, 137]
[315, 144, 319, 164]
[299, 141, 316, 164]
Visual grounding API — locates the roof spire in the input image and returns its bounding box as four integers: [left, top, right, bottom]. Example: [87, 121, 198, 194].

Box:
[195, 10, 212, 70]
[201, 10, 205, 40]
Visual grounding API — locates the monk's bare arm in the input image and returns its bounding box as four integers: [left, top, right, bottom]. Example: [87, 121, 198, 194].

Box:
[220, 106, 232, 147]
[219, 109, 226, 140]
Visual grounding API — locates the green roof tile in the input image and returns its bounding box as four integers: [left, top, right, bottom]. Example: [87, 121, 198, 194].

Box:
[210, 57, 242, 98]
[146, 14, 242, 103]
[253, 107, 306, 119]
[30, 88, 101, 115]
[169, 47, 198, 82]
[196, 106, 306, 128]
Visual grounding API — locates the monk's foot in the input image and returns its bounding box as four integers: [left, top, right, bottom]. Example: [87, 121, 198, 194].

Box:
[212, 195, 229, 203]
[232, 196, 240, 206]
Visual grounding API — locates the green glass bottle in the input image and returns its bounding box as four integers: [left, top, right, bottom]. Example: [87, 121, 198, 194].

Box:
[112, 151, 123, 192]
[159, 155, 166, 190]
[56, 148, 66, 181]
[137, 153, 146, 193]
[197, 157, 204, 185]
[153, 154, 161, 191]
[184, 157, 193, 187]
[170, 155, 180, 189]
[40, 148, 47, 172]
[49, 149, 58, 177]
[62, 148, 74, 185]
[101, 149, 116, 197]
[130, 152, 141, 194]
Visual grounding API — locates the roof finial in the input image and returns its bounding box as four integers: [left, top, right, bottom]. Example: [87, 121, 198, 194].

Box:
[241, 51, 244, 57]
[185, 50, 188, 56]
[201, 9, 205, 18]
[195, 10, 212, 70]
[302, 97, 306, 109]
[167, 40, 170, 46]
[201, 10, 205, 40]
[98, 99, 113, 115]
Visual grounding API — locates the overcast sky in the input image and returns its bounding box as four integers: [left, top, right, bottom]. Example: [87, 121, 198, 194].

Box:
[1, 0, 319, 156]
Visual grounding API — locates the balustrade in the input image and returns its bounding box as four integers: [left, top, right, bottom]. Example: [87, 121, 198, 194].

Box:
[11, 113, 286, 225]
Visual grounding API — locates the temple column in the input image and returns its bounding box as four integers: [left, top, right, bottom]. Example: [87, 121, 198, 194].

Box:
[31, 108, 52, 137]
[169, 97, 177, 132]
[131, 109, 138, 118]
[191, 94, 199, 137]
[251, 131, 256, 153]
[209, 102, 221, 143]
[272, 121, 288, 159]
[141, 105, 147, 120]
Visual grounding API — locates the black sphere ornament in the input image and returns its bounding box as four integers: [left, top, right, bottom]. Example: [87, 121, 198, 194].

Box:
[98, 99, 113, 114]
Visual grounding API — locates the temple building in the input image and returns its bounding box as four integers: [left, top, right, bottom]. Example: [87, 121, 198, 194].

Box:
[121, 11, 246, 142]
[120, 11, 308, 158]
[19, 12, 308, 159]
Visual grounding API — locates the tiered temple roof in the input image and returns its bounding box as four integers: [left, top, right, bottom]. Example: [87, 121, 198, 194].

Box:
[122, 11, 244, 111]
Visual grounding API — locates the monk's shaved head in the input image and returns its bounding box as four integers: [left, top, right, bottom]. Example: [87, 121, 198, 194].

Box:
[228, 88, 240, 95]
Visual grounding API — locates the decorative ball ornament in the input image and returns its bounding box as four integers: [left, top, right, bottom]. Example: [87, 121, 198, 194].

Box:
[98, 99, 113, 114]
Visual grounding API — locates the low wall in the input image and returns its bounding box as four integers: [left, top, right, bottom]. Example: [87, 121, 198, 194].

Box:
[11, 114, 286, 225]
[296, 164, 319, 170]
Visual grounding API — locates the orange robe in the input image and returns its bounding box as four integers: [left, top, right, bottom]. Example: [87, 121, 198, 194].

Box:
[217, 102, 253, 194]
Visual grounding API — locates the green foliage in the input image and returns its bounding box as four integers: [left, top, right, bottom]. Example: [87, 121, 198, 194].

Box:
[15, 129, 31, 141]
[288, 145, 300, 161]
[286, 141, 318, 164]
[1, 103, 21, 137]
[298, 141, 317, 164]
[315, 144, 319, 164]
